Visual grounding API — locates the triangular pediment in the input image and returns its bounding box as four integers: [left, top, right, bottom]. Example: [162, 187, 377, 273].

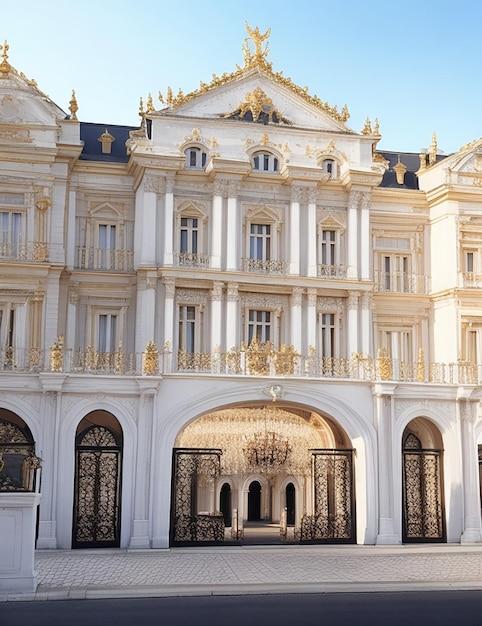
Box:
[151, 25, 352, 134]
[155, 70, 350, 133]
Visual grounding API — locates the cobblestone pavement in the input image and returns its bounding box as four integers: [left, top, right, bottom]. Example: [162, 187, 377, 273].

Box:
[3, 544, 482, 601]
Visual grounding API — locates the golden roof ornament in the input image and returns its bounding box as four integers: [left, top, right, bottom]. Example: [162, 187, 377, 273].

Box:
[393, 156, 407, 185]
[98, 129, 115, 154]
[361, 117, 372, 135]
[69, 90, 78, 120]
[244, 22, 271, 67]
[0, 40, 11, 77]
[155, 24, 349, 124]
[146, 93, 154, 113]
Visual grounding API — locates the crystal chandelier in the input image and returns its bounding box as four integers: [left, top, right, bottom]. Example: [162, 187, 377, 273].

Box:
[244, 430, 291, 476]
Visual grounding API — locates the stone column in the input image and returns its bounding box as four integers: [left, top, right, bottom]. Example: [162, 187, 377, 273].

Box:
[163, 175, 174, 266]
[459, 398, 482, 543]
[290, 287, 303, 352]
[140, 174, 161, 266]
[360, 192, 371, 281]
[306, 288, 317, 351]
[36, 375, 66, 549]
[130, 380, 160, 549]
[65, 285, 78, 366]
[360, 292, 372, 355]
[373, 384, 399, 544]
[347, 291, 359, 355]
[66, 190, 76, 269]
[306, 187, 317, 278]
[210, 281, 224, 352]
[135, 271, 157, 353]
[289, 186, 301, 275]
[347, 191, 360, 279]
[211, 179, 225, 270]
[226, 282, 239, 350]
[163, 277, 175, 357]
[226, 181, 239, 271]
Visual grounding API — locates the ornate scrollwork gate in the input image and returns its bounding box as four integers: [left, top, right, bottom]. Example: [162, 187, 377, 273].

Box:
[170, 448, 224, 546]
[300, 449, 356, 543]
[72, 424, 123, 548]
[402, 433, 445, 542]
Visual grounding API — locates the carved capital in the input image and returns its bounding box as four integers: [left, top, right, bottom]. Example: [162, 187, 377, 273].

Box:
[213, 179, 228, 197]
[210, 281, 224, 302]
[291, 287, 304, 306]
[163, 277, 176, 299]
[347, 291, 360, 310]
[144, 173, 165, 194]
[227, 282, 239, 302]
[307, 288, 317, 307]
[348, 190, 361, 210]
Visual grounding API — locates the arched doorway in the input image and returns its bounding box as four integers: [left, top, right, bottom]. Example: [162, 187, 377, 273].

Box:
[174, 404, 356, 545]
[286, 482, 295, 525]
[220, 482, 232, 526]
[402, 417, 446, 543]
[0, 409, 37, 492]
[248, 480, 261, 521]
[72, 411, 123, 548]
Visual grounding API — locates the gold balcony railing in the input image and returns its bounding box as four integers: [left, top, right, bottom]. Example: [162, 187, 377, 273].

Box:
[75, 247, 134, 272]
[374, 271, 430, 294]
[317, 264, 347, 279]
[242, 258, 287, 275]
[462, 272, 482, 289]
[0, 241, 49, 262]
[174, 252, 210, 269]
[0, 342, 480, 385]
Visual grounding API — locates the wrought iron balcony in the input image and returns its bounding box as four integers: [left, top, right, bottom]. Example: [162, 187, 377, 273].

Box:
[317, 264, 347, 279]
[0, 343, 479, 386]
[374, 271, 430, 294]
[174, 252, 210, 269]
[0, 241, 49, 262]
[242, 258, 287, 274]
[75, 247, 134, 272]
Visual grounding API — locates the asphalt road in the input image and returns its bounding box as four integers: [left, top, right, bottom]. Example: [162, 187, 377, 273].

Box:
[3, 590, 482, 626]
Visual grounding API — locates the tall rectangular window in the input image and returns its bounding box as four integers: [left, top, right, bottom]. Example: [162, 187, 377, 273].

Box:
[321, 230, 336, 265]
[180, 218, 198, 254]
[250, 224, 271, 260]
[0, 211, 21, 255]
[179, 305, 197, 353]
[383, 255, 409, 292]
[98, 224, 116, 270]
[321, 313, 335, 357]
[98, 314, 117, 353]
[248, 310, 271, 344]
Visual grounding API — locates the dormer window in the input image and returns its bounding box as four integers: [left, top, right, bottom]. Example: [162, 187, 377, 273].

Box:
[185, 147, 207, 169]
[322, 159, 337, 178]
[253, 151, 279, 173]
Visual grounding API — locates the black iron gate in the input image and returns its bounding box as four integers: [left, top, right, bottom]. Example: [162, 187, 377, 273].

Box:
[72, 424, 122, 548]
[300, 449, 356, 543]
[402, 434, 445, 542]
[170, 448, 224, 546]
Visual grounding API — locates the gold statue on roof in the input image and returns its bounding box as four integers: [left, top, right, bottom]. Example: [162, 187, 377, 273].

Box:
[244, 22, 271, 65]
[0, 40, 11, 77]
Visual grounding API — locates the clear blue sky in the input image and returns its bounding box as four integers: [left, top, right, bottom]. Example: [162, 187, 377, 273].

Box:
[2, 1, 481, 154]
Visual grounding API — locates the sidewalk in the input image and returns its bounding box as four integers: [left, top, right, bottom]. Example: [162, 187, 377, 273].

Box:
[2, 544, 482, 602]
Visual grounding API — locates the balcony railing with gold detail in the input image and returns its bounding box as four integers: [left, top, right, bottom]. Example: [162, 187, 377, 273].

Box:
[242, 258, 287, 275]
[374, 271, 430, 294]
[0, 241, 49, 262]
[317, 264, 347, 279]
[174, 252, 210, 269]
[462, 272, 482, 289]
[0, 341, 480, 385]
[75, 247, 134, 272]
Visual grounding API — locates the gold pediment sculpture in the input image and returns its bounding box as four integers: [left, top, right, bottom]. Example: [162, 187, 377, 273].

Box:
[223, 87, 291, 125]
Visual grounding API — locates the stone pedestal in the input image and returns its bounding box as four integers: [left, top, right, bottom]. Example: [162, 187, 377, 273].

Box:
[0, 492, 41, 593]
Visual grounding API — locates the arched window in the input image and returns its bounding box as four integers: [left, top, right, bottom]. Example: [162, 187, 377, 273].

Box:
[252, 152, 279, 173]
[185, 147, 207, 170]
[321, 158, 338, 178]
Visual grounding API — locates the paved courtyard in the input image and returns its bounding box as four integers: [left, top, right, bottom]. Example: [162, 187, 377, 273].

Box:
[3, 544, 482, 601]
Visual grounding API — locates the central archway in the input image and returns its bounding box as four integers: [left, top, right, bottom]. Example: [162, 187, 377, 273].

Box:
[172, 403, 355, 545]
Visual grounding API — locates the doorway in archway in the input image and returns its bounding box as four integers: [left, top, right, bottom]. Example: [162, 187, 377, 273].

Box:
[248, 480, 261, 521]
[286, 482, 295, 525]
[220, 482, 232, 526]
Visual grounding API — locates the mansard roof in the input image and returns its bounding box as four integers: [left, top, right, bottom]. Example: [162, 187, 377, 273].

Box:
[79, 122, 134, 162]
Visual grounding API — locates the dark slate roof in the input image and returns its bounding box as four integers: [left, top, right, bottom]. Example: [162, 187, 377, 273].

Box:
[378, 151, 449, 190]
[79, 122, 138, 163]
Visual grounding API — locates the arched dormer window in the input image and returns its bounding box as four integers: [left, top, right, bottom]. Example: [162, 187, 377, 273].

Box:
[252, 151, 279, 173]
[321, 158, 338, 179]
[185, 146, 207, 170]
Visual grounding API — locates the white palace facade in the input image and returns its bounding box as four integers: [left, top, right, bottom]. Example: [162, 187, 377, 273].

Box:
[2, 26, 482, 550]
